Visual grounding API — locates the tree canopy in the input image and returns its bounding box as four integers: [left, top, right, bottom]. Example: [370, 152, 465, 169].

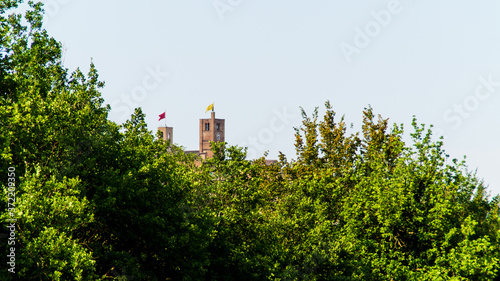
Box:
[1, 1, 500, 280]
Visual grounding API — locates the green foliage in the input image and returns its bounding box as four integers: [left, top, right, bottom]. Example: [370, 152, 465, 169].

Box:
[0, 171, 96, 280]
[20, 227, 96, 281]
[192, 103, 500, 280]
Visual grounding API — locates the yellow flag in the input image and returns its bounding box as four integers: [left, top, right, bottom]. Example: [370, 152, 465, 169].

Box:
[205, 103, 214, 113]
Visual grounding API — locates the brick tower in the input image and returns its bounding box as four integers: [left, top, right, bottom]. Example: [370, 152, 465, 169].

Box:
[199, 111, 225, 159]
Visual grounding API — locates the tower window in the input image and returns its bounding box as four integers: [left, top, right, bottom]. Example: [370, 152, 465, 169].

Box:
[205, 123, 210, 131]
[216, 123, 220, 131]
[168, 132, 171, 140]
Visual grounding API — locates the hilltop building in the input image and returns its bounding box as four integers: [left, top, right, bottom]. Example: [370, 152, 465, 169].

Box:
[158, 110, 225, 160]
[158, 110, 277, 164]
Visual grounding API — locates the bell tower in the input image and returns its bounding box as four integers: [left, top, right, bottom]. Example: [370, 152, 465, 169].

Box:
[199, 111, 225, 158]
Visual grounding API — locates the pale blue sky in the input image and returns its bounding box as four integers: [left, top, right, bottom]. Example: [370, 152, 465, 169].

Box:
[37, 0, 500, 195]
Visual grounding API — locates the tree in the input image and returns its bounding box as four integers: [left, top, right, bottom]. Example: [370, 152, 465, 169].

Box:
[195, 102, 500, 280]
[271, 102, 500, 280]
[1, 2, 211, 279]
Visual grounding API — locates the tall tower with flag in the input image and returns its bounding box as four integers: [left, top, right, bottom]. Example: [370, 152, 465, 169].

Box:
[157, 111, 173, 143]
[199, 103, 225, 159]
[157, 104, 225, 160]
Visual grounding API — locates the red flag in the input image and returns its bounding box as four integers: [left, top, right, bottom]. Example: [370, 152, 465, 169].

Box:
[158, 112, 166, 121]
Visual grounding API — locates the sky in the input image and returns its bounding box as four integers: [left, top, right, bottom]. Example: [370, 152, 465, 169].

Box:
[31, 0, 500, 195]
